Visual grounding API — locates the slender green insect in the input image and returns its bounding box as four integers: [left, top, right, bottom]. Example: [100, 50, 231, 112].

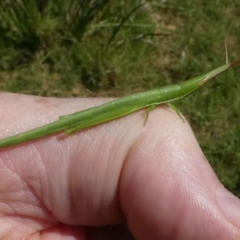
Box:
[0, 59, 239, 148]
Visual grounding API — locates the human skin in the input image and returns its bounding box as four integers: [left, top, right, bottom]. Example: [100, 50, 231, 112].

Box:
[0, 92, 240, 240]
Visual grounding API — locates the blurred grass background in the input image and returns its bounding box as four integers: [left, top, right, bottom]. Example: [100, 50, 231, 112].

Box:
[0, 0, 240, 196]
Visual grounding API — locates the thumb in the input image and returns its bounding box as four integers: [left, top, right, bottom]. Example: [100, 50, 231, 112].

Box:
[119, 106, 240, 240]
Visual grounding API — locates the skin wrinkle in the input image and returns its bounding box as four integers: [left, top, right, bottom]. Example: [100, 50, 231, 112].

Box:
[102, 132, 125, 224]
[5, 144, 57, 226]
[67, 115, 136, 225]
[0, 157, 26, 200]
[104, 120, 144, 224]
[118, 109, 159, 209]
[194, 197, 234, 239]
[69, 131, 105, 225]
[92, 129, 123, 224]
[67, 142, 80, 221]
[111, 111, 144, 164]
[3, 96, 55, 137]
[149, 135, 226, 237]
[177, 149, 219, 195]
[99, 145, 113, 219]
[92, 148, 107, 220]
[157, 121, 220, 197]
[68, 136, 89, 224]
[43, 151, 69, 223]
[26, 149, 52, 217]
[184, 175, 233, 238]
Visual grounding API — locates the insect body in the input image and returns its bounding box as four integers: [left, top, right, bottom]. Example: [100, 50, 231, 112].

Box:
[0, 59, 239, 148]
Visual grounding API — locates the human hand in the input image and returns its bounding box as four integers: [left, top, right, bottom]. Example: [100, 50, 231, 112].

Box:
[0, 92, 240, 240]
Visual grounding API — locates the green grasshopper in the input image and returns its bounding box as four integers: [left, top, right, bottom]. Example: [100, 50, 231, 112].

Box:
[0, 59, 239, 148]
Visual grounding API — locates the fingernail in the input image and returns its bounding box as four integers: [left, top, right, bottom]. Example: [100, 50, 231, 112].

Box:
[216, 186, 240, 228]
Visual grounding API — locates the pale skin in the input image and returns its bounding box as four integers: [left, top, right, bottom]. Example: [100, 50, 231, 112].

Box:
[1, 93, 240, 239]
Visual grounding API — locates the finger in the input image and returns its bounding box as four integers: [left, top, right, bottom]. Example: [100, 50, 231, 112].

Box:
[120, 105, 240, 239]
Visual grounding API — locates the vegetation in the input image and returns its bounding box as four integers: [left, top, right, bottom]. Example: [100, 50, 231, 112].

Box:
[0, 0, 240, 195]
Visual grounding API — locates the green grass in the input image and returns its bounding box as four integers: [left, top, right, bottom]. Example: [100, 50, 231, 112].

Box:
[0, 0, 240, 196]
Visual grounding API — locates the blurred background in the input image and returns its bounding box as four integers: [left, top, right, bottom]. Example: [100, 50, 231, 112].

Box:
[0, 0, 240, 196]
